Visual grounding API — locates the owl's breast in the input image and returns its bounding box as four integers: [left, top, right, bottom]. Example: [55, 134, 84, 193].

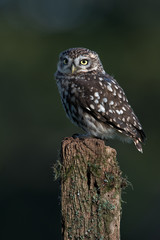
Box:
[56, 76, 83, 127]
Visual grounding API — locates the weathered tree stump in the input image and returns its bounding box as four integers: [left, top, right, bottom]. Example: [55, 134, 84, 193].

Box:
[59, 137, 125, 240]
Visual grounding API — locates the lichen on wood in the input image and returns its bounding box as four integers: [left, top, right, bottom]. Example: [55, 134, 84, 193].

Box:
[58, 137, 126, 240]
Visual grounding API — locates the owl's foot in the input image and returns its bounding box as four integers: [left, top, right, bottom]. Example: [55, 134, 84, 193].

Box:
[72, 133, 91, 139]
[72, 133, 102, 142]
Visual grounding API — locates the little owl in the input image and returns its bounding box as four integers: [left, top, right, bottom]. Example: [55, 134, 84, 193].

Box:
[55, 47, 146, 153]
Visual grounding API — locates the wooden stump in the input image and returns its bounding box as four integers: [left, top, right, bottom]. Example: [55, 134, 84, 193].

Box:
[59, 137, 124, 240]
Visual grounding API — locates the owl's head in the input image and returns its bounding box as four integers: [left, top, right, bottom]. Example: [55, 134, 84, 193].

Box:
[56, 47, 105, 75]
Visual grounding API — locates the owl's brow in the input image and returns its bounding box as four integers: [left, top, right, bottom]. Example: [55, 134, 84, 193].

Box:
[89, 52, 97, 58]
[60, 55, 71, 61]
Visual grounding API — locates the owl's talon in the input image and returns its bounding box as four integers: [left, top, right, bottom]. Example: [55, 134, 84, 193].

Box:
[72, 133, 89, 139]
[72, 133, 80, 139]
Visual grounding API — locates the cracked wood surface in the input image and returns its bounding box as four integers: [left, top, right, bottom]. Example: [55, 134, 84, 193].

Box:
[60, 137, 123, 240]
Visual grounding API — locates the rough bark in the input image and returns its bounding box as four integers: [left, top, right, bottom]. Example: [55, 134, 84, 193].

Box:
[60, 137, 124, 240]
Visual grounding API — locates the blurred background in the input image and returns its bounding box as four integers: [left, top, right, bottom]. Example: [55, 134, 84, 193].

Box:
[0, 0, 160, 239]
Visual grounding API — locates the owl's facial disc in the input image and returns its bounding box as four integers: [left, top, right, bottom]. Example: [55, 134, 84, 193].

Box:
[58, 56, 97, 74]
[57, 56, 73, 74]
[73, 56, 91, 73]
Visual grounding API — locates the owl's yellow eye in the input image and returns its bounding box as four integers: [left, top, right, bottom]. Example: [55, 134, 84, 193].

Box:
[63, 58, 68, 64]
[80, 59, 88, 65]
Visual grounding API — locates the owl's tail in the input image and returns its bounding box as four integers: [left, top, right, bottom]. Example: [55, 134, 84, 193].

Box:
[133, 128, 146, 153]
[133, 139, 143, 153]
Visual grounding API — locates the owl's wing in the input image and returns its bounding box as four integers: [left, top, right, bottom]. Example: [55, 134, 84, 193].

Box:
[75, 74, 146, 143]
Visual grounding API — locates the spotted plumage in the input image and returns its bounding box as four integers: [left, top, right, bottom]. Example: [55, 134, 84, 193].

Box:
[55, 47, 146, 153]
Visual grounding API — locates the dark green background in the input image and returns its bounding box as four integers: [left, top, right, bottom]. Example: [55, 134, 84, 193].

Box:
[0, 1, 160, 239]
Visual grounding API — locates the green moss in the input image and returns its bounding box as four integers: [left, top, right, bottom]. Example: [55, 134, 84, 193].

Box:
[101, 199, 115, 211]
[52, 160, 62, 181]
[103, 172, 116, 191]
[73, 154, 81, 160]
[88, 162, 101, 177]
[121, 175, 133, 190]
[62, 165, 74, 182]
[92, 194, 99, 203]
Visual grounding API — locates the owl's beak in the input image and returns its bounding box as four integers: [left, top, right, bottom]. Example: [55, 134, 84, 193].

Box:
[71, 64, 77, 74]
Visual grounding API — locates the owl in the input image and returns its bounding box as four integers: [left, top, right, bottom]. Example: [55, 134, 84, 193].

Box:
[55, 47, 146, 153]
